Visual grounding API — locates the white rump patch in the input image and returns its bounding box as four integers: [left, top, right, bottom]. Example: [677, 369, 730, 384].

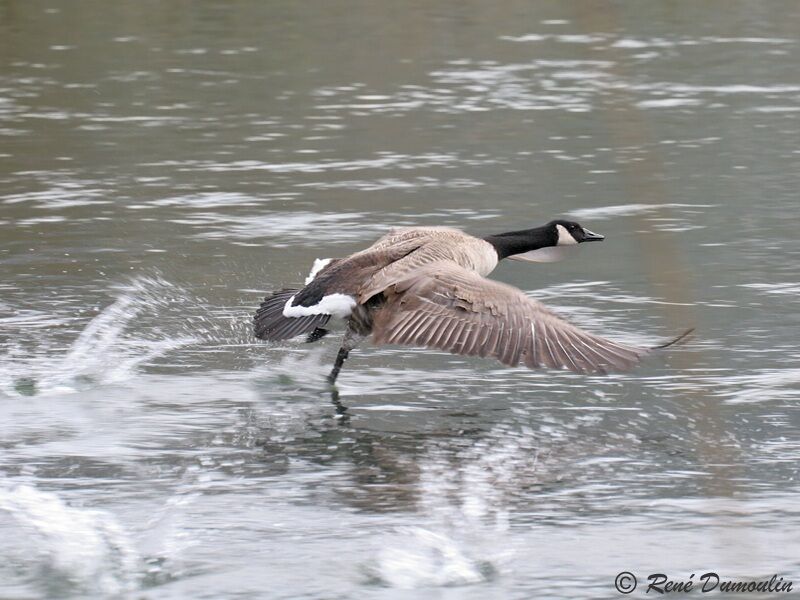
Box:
[508, 246, 576, 263]
[556, 224, 579, 246]
[283, 293, 355, 319]
[304, 258, 332, 285]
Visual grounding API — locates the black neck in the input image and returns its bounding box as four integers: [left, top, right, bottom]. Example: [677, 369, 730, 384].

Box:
[483, 225, 557, 260]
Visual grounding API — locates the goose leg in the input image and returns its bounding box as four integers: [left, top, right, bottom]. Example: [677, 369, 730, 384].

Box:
[328, 347, 349, 384]
[326, 326, 363, 385]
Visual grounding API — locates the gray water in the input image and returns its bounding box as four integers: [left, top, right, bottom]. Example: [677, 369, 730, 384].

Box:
[1, 1, 799, 598]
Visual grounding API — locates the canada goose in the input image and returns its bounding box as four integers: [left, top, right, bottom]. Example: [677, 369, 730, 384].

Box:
[254, 220, 691, 384]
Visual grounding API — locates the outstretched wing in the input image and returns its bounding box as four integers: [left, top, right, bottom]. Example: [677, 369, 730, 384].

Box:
[371, 263, 656, 374]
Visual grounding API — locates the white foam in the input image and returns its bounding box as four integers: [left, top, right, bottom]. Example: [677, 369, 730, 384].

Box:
[304, 258, 332, 285]
[283, 293, 356, 319]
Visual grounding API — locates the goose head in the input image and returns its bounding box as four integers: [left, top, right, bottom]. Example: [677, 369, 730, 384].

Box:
[550, 219, 605, 246]
[484, 219, 604, 263]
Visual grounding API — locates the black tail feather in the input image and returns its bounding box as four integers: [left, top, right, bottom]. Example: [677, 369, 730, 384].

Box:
[254, 289, 331, 341]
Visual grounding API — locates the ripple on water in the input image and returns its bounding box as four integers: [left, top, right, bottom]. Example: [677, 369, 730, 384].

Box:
[295, 176, 484, 192]
[170, 152, 478, 173]
[567, 202, 717, 233]
[186, 211, 389, 245]
[1, 182, 110, 211]
[305, 32, 799, 117]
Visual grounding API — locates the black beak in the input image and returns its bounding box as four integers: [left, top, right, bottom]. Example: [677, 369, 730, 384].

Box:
[581, 228, 604, 242]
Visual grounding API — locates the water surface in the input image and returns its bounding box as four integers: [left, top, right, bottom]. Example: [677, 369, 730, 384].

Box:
[1, 1, 799, 598]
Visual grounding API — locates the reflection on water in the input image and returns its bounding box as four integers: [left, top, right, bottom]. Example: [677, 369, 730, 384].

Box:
[1, 0, 799, 598]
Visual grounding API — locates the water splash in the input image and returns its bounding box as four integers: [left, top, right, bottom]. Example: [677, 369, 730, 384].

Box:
[0, 484, 139, 596]
[0, 276, 196, 397]
[372, 527, 493, 588]
[367, 429, 538, 588]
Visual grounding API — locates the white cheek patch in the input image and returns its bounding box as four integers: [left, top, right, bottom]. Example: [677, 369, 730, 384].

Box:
[304, 258, 332, 285]
[556, 224, 579, 246]
[508, 246, 576, 263]
[283, 294, 356, 319]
